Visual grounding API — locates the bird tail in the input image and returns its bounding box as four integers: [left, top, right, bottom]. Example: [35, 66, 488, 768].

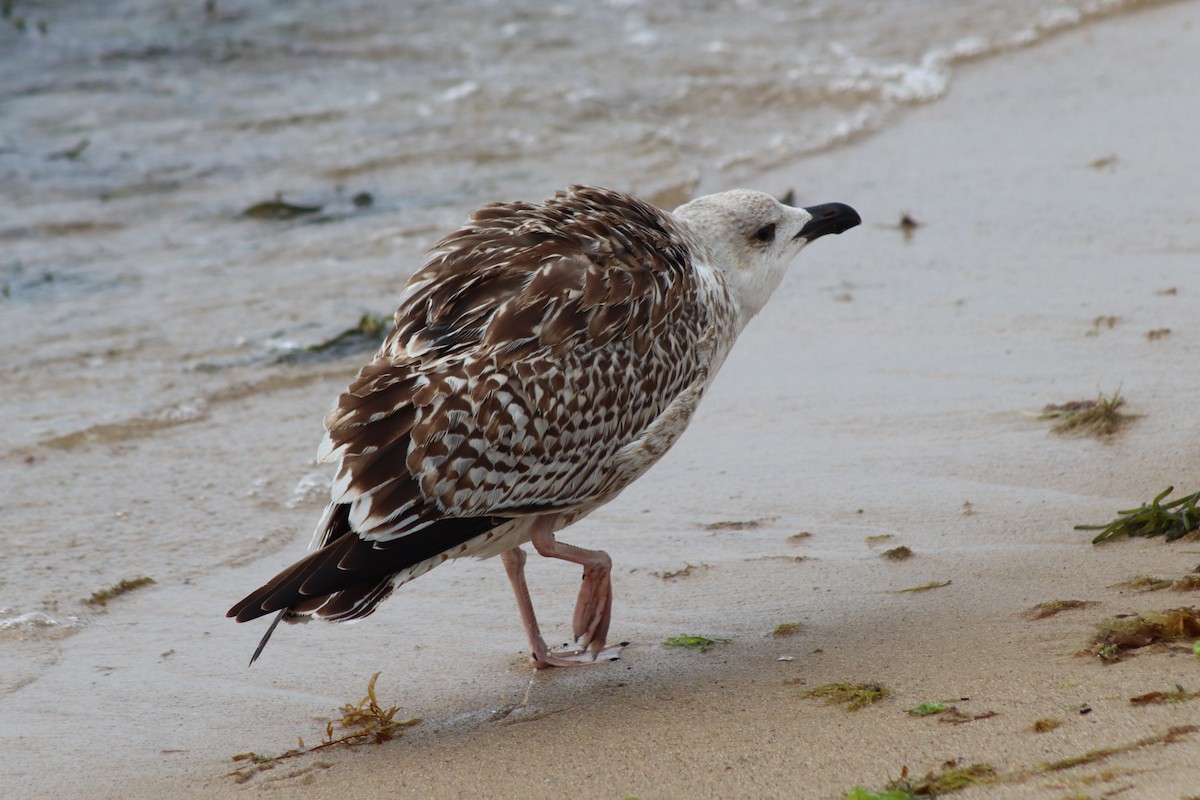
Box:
[228, 511, 504, 663]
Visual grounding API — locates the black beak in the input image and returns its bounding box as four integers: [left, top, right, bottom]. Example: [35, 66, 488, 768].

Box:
[797, 202, 861, 241]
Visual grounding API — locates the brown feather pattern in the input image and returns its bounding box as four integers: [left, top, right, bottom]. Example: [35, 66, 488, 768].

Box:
[228, 185, 738, 638]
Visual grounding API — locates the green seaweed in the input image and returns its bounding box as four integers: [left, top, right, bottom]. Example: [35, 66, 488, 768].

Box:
[1077, 486, 1200, 543]
[905, 702, 947, 717]
[304, 312, 391, 353]
[242, 192, 322, 220]
[273, 311, 393, 364]
[843, 789, 916, 800]
[662, 635, 729, 652]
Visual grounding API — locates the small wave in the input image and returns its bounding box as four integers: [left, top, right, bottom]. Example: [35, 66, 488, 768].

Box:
[0, 610, 81, 638]
[728, 0, 1169, 166]
[142, 400, 208, 425]
[287, 471, 332, 509]
[817, 43, 952, 105]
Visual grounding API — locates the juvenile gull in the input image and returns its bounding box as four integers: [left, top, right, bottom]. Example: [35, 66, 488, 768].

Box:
[228, 185, 859, 668]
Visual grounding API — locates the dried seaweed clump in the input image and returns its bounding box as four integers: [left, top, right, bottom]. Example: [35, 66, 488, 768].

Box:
[1112, 575, 1174, 592]
[1077, 486, 1200, 543]
[703, 518, 768, 531]
[1105, 574, 1200, 593]
[329, 671, 420, 746]
[1023, 599, 1097, 620]
[896, 212, 921, 237]
[772, 621, 804, 638]
[900, 702, 998, 725]
[1082, 607, 1200, 663]
[228, 673, 418, 783]
[889, 580, 952, 594]
[1129, 685, 1200, 705]
[843, 726, 1199, 798]
[85, 576, 155, 607]
[878, 763, 996, 796]
[937, 708, 997, 725]
[1086, 314, 1118, 335]
[1041, 390, 1134, 437]
[1174, 575, 1200, 592]
[899, 763, 995, 794]
[881, 546, 913, 561]
[804, 682, 889, 711]
[652, 563, 704, 580]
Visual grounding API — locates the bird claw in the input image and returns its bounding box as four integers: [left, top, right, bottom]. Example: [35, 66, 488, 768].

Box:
[531, 641, 625, 669]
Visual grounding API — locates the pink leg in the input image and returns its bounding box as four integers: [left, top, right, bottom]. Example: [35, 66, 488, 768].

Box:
[529, 523, 616, 655]
[499, 519, 625, 669]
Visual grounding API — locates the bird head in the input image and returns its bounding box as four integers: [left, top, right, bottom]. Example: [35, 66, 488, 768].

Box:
[673, 190, 860, 326]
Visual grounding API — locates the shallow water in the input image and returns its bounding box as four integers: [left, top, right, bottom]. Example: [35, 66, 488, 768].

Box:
[0, 0, 1181, 693]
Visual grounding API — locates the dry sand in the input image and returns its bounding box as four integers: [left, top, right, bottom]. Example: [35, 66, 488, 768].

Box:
[5, 2, 1200, 798]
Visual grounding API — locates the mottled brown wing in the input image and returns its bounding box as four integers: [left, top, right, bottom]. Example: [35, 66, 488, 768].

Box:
[319, 186, 718, 542]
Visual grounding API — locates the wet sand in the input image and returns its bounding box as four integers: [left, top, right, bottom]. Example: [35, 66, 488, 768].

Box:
[5, 2, 1200, 798]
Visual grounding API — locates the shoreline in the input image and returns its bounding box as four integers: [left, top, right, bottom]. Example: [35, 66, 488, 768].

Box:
[5, 1, 1200, 797]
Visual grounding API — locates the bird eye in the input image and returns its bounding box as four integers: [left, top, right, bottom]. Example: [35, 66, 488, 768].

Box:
[753, 223, 776, 244]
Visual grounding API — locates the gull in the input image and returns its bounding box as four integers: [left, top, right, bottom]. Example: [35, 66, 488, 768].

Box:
[228, 185, 860, 668]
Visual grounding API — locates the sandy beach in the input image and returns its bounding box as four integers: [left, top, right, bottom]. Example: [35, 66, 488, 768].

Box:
[4, 1, 1200, 798]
